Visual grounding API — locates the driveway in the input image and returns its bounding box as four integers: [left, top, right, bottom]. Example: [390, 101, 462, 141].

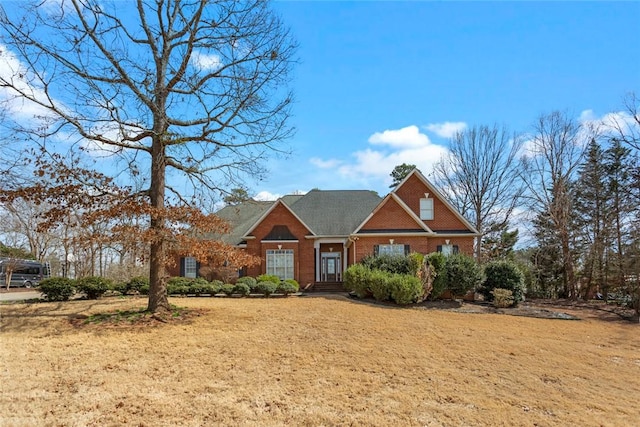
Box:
[0, 289, 42, 302]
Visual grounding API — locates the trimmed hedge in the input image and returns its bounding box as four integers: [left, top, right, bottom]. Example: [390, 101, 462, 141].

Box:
[255, 280, 278, 297]
[389, 273, 423, 305]
[360, 254, 413, 275]
[277, 281, 298, 296]
[76, 276, 111, 299]
[232, 283, 251, 296]
[39, 278, 75, 301]
[256, 274, 280, 285]
[344, 264, 371, 298]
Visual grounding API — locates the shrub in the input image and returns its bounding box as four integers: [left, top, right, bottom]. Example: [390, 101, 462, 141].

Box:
[343, 264, 371, 298]
[255, 280, 278, 297]
[492, 288, 515, 308]
[369, 269, 391, 301]
[389, 274, 423, 305]
[236, 276, 257, 290]
[167, 278, 188, 295]
[209, 280, 223, 295]
[139, 284, 150, 295]
[221, 283, 235, 296]
[127, 276, 149, 294]
[39, 278, 75, 302]
[76, 276, 111, 299]
[277, 281, 298, 296]
[426, 252, 448, 300]
[110, 281, 128, 295]
[256, 274, 280, 285]
[360, 254, 413, 275]
[232, 282, 251, 296]
[189, 278, 211, 295]
[408, 252, 424, 275]
[445, 254, 482, 298]
[482, 260, 525, 304]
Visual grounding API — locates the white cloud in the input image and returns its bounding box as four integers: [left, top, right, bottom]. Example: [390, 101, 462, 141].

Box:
[424, 121, 467, 138]
[0, 45, 56, 123]
[190, 51, 222, 71]
[368, 125, 430, 148]
[254, 191, 282, 201]
[309, 125, 449, 190]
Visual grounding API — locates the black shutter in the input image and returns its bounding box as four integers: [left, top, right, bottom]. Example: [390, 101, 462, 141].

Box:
[373, 245, 379, 256]
[404, 244, 410, 256]
[436, 245, 442, 253]
[179, 257, 185, 277]
[196, 261, 201, 277]
[453, 245, 459, 254]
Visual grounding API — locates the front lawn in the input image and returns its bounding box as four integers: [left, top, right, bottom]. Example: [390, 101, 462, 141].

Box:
[0, 296, 638, 426]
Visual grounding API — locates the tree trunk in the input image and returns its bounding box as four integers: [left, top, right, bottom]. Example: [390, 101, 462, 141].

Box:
[147, 135, 170, 313]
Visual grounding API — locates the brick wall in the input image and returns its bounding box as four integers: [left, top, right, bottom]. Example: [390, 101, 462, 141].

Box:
[395, 174, 468, 231]
[245, 202, 316, 286]
[352, 235, 475, 261]
[362, 198, 422, 230]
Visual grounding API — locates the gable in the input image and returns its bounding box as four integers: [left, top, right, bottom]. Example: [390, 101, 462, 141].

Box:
[358, 194, 429, 233]
[394, 170, 478, 234]
[248, 201, 313, 241]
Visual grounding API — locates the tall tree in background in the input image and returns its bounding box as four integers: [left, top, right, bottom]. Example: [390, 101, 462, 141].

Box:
[522, 111, 587, 299]
[432, 124, 524, 261]
[573, 139, 610, 298]
[389, 163, 417, 188]
[0, 1, 296, 313]
[603, 138, 634, 290]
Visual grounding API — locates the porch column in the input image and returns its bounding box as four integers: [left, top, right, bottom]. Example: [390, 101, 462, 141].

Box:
[314, 240, 321, 282]
[343, 242, 348, 277]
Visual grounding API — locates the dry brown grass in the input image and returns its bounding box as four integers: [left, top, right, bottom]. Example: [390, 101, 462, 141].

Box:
[1, 295, 639, 427]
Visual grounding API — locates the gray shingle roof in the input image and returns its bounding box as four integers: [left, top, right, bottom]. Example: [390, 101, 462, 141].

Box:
[215, 200, 274, 244]
[287, 189, 382, 236]
[215, 190, 382, 244]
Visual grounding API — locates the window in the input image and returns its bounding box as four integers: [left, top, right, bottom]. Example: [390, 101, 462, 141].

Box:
[183, 256, 197, 278]
[420, 198, 434, 220]
[375, 244, 408, 256]
[437, 244, 459, 256]
[266, 249, 294, 280]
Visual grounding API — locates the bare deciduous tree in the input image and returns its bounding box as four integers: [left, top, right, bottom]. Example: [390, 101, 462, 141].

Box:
[522, 111, 588, 299]
[432, 124, 524, 261]
[0, 1, 296, 313]
[609, 92, 640, 152]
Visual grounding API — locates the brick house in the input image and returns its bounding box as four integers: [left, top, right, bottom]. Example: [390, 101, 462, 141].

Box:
[172, 169, 478, 290]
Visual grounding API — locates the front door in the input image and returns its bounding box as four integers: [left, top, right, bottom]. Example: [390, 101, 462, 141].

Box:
[321, 252, 341, 282]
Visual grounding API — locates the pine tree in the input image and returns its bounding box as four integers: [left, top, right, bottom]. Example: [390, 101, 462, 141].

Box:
[573, 139, 610, 298]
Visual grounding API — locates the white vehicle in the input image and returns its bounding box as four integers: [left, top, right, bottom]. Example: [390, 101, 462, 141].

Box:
[0, 259, 50, 288]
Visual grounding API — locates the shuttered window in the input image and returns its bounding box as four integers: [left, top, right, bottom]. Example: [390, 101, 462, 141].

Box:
[436, 244, 459, 256]
[182, 256, 198, 278]
[374, 244, 410, 256]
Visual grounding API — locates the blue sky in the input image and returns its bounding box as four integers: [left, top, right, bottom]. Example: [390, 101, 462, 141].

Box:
[247, 1, 640, 200]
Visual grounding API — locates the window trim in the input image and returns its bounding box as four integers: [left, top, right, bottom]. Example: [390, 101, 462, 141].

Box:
[266, 249, 294, 280]
[183, 256, 197, 278]
[420, 197, 434, 220]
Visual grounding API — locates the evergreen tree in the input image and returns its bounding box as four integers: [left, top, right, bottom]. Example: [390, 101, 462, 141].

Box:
[604, 138, 634, 291]
[573, 139, 611, 298]
[531, 209, 565, 298]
